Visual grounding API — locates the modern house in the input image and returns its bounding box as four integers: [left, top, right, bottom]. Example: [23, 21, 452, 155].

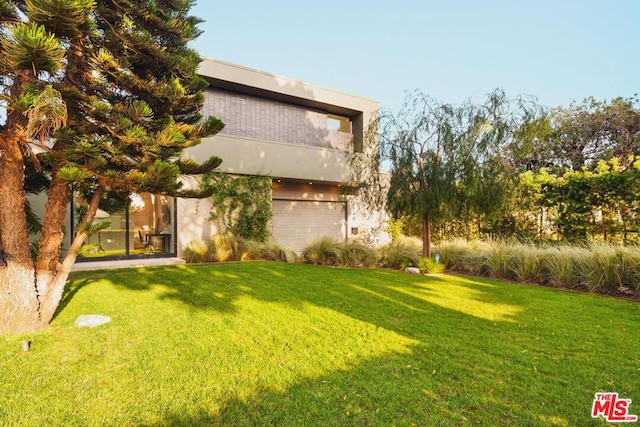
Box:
[40, 58, 389, 266]
[179, 58, 388, 253]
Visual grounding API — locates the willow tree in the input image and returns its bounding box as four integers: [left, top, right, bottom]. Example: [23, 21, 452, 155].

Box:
[0, 0, 224, 335]
[360, 90, 539, 257]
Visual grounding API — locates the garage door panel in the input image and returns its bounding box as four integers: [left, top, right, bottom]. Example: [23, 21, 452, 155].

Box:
[272, 200, 346, 251]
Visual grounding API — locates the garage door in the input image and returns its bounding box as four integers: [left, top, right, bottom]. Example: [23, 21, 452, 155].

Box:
[272, 200, 346, 252]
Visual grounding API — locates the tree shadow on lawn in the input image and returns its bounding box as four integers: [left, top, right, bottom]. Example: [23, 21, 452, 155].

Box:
[60, 262, 637, 425]
[54, 272, 115, 320]
[61, 262, 625, 346]
[170, 263, 521, 327]
[60, 264, 522, 324]
[137, 341, 578, 427]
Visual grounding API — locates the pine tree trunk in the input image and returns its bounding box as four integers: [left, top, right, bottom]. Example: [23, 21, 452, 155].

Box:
[0, 139, 86, 334]
[37, 188, 103, 325]
[0, 266, 72, 334]
[0, 70, 47, 335]
[36, 270, 68, 327]
[0, 263, 41, 335]
[0, 133, 42, 334]
[33, 173, 72, 325]
[36, 175, 70, 272]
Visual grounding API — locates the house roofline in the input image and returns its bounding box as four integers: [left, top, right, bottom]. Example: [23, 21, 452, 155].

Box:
[198, 57, 378, 117]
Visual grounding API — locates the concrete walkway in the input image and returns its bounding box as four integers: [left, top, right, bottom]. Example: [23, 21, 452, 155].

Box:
[72, 257, 186, 271]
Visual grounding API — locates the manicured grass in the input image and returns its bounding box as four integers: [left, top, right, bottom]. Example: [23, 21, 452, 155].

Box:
[1, 262, 639, 426]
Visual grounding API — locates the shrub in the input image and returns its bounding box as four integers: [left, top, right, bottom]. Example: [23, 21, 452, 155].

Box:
[240, 239, 266, 261]
[337, 241, 378, 267]
[183, 239, 210, 264]
[261, 240, 298, 263]
[540, 246, 586, 288]
[433, 239, 472, 270]
[576, 243, 622, 294]
[417, 257, 445, 274]
[209, 234, 233, 262]
[383, 219, 404, 241]
[302, 236, 341, 266]
[458, 243, 486, 275]
[509, 243, 544, 283]
[378, 237, 421, 269]
[480, 240, 512, 279]
[617, 246, 640, 295]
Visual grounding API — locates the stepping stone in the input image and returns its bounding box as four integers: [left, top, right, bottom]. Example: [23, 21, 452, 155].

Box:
[75, 314, 112, 328]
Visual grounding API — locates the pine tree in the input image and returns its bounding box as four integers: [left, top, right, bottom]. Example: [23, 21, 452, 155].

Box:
[0, 0, 224, 334]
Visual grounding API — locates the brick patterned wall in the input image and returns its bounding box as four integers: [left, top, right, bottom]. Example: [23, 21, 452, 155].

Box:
[203, 88, 351, 150]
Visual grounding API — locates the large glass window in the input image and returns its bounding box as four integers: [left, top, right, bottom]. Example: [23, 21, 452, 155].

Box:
[74, 192, 175, 260]
[129, 193, 174, 255]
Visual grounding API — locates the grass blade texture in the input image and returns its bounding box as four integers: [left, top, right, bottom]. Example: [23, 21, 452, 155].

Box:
[1, 262, 638, 426]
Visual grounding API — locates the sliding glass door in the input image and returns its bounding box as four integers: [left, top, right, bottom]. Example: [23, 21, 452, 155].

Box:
[129, 193, 174, 255]
[73, 192, 175, 260]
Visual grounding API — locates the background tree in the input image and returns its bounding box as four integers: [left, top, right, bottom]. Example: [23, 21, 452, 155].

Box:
[367, 89, 540, 257]
[507, 115, 555, 172]
[512, 96, 640, 171]
[0, 0, 224, 335]
[536, 159, 640, 244]
[601, 96, 640, 167]
[503, 96, 640, 244]
[546, 98, 607, 170]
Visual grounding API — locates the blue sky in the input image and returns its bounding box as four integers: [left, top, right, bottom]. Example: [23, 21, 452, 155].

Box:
[189, 0, 639, 112]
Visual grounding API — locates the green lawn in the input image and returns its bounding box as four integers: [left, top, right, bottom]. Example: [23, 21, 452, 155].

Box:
[1, 262, 639, 426]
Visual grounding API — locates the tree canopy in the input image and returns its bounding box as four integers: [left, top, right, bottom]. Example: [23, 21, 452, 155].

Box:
[0, 0, 223, 335]
[509, 95, 640, 172]
[360, 89, 540, 257]
[353, 89, 640, 250]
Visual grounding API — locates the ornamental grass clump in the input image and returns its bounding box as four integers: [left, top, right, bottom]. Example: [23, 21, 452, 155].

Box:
[239, 239, 266, 261]
[458, 242, 486, 275]
[261, 240, 298, 263]
[617, 245, 640, 295]
[378, 237, 421, 269]
[209, 234, 233, 262]
[480, 240, 513, 279]
[508, 243, 544, 283]
[183, 239, 210, 263]
[576, 242, 622, 294]
[540, 246, 587, 288]
[435, 238, 640, 299]
[302, 236, 341, 266]
[336, 241, 378, 267]
[226, 237, 265, 261]
[433, 239, 472, 270]
[417, 257, 445, 274]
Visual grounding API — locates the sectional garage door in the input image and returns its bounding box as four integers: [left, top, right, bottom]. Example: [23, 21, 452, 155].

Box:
[272, 199, 346, 252]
